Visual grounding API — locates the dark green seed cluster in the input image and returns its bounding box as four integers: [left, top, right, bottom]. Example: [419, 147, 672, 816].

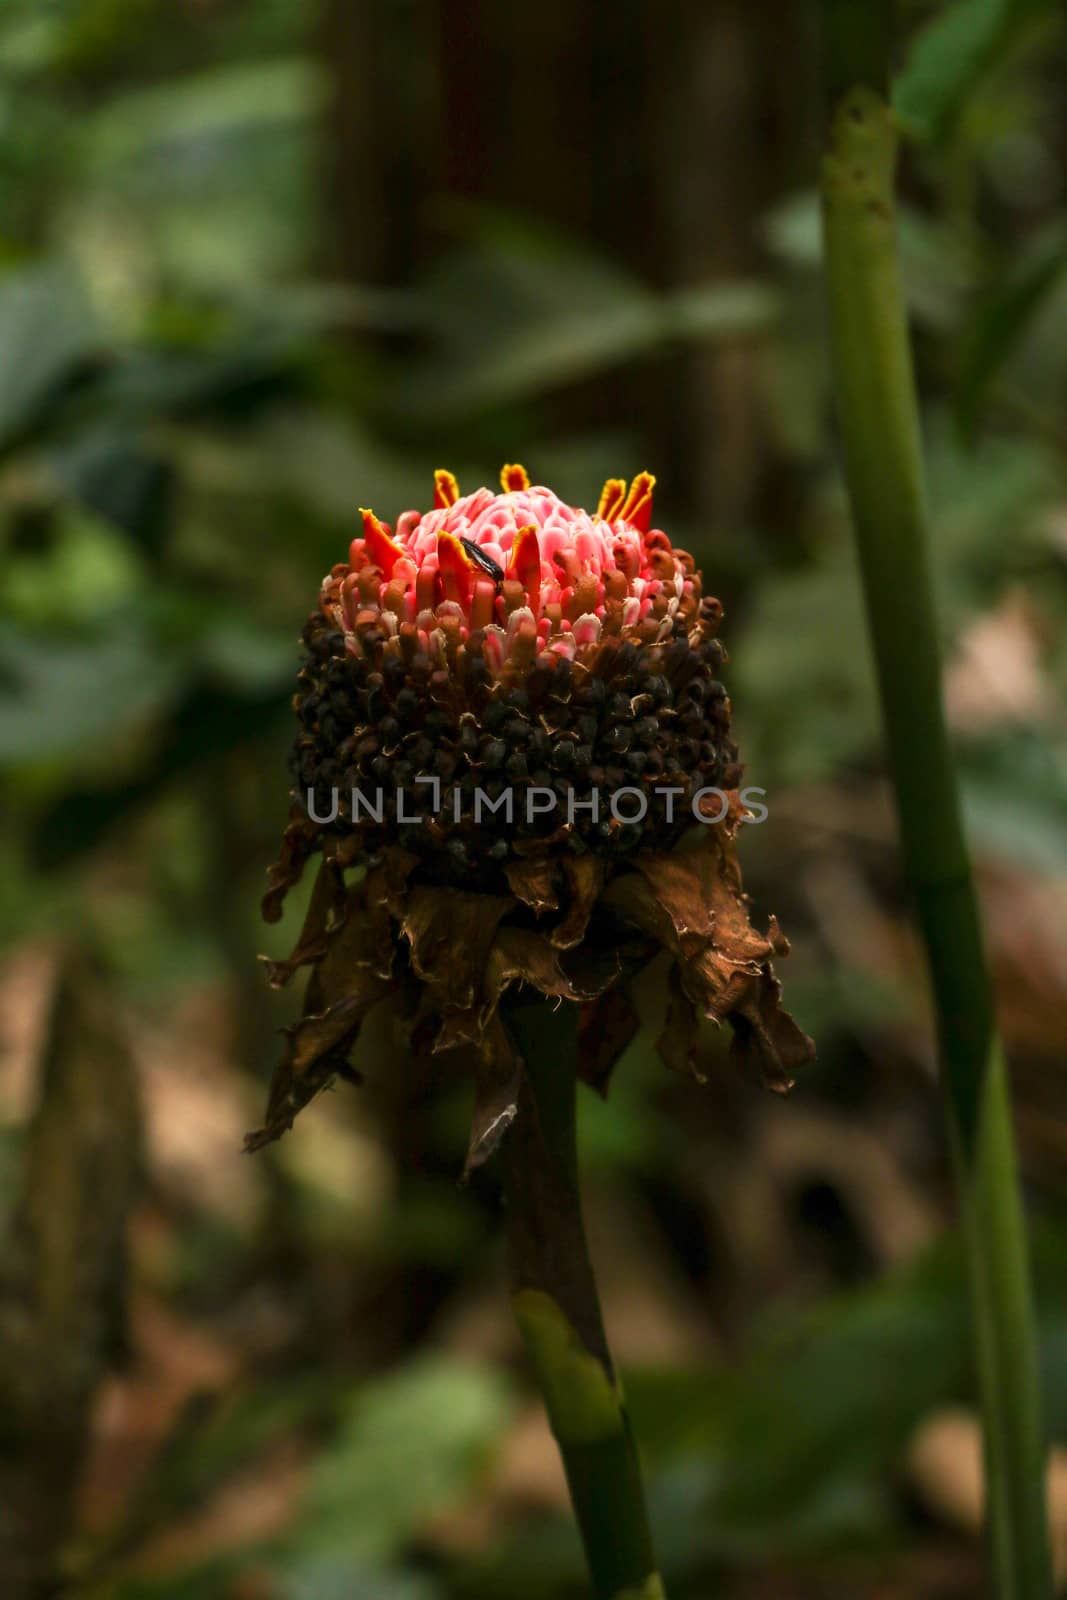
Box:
[289, 608, 739, 886]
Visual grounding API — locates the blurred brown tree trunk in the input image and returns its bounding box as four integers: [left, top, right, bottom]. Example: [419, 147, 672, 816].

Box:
[314, 0, 812, 537]
[318, 0, 443, 288]
[0, 952, 140, 1598]
[663, 0, 815, 544]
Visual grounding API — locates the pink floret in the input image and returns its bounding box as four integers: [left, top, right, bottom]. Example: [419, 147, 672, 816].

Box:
[333, 469, 697, 676]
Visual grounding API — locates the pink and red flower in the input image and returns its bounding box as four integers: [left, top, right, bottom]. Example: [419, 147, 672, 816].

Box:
[334, 464, 703, 676]
[251, 465, 814, 1160]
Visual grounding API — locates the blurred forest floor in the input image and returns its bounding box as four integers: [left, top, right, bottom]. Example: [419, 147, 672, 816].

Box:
[2, 2, 1067, 1597]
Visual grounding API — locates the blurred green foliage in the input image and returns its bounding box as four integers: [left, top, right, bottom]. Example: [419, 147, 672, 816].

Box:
[3, 1, 1067, 1597]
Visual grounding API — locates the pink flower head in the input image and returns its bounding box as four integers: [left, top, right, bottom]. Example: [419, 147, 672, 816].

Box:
[332, 463, 702, 678]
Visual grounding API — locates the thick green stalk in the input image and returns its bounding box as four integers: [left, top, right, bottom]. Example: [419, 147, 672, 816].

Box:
[500, 996, 664, 1600]
[819, 9, 1052, 1596]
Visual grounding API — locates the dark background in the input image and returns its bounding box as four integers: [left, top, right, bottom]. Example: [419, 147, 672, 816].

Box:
[3, 2, 1067, 1596]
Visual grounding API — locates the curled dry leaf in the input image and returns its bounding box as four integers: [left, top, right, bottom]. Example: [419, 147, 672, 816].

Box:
[463, 1014, 523, 1180]
[656, 964, 705, 1083]
[403, 887, 514, 1013]
[261, 807, 318, 925]
[486, 926, 615, 1008]
[728, 966, 813, 1093]
[505, 857, 560, 915]
[550, 856, 604, 950]
[579, 987, 641, 1097]
[245, 882, 390, 1151]
[630, 849, 715, 950]
[259, 859, 345, 989]
[250, 803, 813, 1153]
[604, 799, 813, 1090]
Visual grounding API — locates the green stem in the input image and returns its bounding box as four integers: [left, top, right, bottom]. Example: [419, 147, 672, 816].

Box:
[819, 11, 1052, 1596]
[500, 996, 664, 1600]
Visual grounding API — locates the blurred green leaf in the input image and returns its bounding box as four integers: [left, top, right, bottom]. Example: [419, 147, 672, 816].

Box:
[99, 330, 305, 420]
[667, 281, 780, 340]
[0, 262, 99, 455]
[895, 0, 1059, 142]
[3, 514, 145, 624]
[0, 581, 295, 772]
[0, 8, 65, 77]
[734, 557, 880, 786]
[191, 615, 296, 694]
[0, 620, 183, 763]
[280, 1560, 439, 1600]
[612, 1253, 958, 1573]
[763, 190, 975, 328]
[924, 418, 1059, 613]
[960, 730, 1067, 872]
[110, 1554, 442, 1600]
[627, 1241, 970, 1477]
[115, 1230, 1067, 1600]
[239, 410, 429, 525]
[27, 677, 288, 866]
[956, 223, 1067, 439]
[625, 1226, 1067, 1574]
[737, 419, 1060, 787]
[50, 426, 175, 548]
[87, 57, 326, 169]
[391, 234, 777, 422]
[298, 1358, 513, 1562]
[650, 1459, 894, 1573]
[72, 55, 324, 290]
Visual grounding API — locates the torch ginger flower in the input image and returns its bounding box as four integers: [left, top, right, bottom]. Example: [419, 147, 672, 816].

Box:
[251, 465, 814, 1165]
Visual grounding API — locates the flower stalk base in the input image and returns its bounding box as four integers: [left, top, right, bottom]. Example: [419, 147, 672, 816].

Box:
[501, 995, 663, 1600]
